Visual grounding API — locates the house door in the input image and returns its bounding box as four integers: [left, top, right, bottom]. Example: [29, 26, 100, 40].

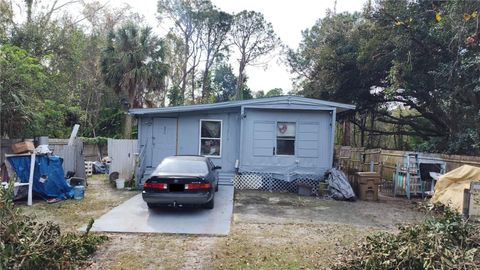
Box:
[151, 118, 177, 166]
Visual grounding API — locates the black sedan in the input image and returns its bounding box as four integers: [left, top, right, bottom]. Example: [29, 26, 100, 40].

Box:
[142, 155, 221, 209]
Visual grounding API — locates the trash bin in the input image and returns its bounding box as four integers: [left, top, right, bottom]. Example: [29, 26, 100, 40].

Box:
[354, 172, 380, 201]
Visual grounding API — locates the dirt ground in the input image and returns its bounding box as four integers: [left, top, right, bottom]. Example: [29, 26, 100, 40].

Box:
[19, 175, 427, 269]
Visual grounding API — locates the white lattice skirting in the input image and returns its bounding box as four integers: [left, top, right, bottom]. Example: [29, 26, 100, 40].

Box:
[233, 171, 323, 193]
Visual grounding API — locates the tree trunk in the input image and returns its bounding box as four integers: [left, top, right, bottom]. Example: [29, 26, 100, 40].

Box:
[181, 32, 190, 105]
[342, 121, 351, 146]
[235, 59, 246, 100]
[191, 64, 196, 104]
[180, 61, 188, 105]
[122, 93, 135, 139]
[360, 114, 366, 147]
[201, 59, 210, 102]
[123, 114, 133, 139]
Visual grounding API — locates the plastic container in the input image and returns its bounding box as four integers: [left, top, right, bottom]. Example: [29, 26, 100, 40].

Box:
[73, 185, 85, 200]
[115, 178, 125, 189]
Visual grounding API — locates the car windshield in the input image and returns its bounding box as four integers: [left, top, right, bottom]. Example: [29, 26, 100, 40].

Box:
[156, 158, 208, 174]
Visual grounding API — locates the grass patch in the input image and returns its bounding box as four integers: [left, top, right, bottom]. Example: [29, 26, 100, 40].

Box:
[214, 223, 376, 270]
[19, 174, 138, 231]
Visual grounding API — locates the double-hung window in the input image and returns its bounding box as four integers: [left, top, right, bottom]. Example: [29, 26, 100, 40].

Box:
[276, 122, 296, 155]
[199, 120, 222, 157]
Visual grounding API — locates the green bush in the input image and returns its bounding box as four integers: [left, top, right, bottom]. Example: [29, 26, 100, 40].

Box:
[0, 184, 108, 269]
[80, 136, 109, 146]
[334, 205, 480, 270]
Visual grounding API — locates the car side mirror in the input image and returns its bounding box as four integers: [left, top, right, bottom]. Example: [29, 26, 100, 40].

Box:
[213, 166, 222, 170]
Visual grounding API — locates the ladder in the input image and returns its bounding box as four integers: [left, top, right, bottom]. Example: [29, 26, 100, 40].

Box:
[394, 153, 424, 199]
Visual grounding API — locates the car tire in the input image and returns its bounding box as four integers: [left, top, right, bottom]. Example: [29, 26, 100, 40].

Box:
[215, 184, 219, 192]
[147, 203, 156, 209]
[204, 198, 214, 209]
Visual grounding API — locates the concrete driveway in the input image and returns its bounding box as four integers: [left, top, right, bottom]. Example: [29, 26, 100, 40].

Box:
[89, 185, 234, 235]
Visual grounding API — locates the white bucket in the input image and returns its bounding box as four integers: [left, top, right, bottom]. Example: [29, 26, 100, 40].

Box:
[115, 178, 125, 189]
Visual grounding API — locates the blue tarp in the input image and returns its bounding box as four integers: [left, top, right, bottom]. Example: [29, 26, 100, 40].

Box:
[7, 155, 74, 200]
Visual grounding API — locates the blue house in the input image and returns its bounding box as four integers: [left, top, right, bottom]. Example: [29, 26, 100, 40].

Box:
[130, 96, 354, 190]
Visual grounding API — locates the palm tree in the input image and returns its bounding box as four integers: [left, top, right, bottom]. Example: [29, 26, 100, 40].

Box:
[101, 22, 168, 138]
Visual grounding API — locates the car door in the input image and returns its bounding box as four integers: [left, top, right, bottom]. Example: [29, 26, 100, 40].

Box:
[207, 159, 219, 187]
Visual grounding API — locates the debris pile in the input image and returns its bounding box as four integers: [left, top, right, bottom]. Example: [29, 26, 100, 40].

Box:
[0, 184, 107, 269]
[333, 205, 480, 270]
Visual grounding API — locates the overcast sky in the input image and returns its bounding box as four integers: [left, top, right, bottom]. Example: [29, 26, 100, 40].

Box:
[99, 0, 367, 93]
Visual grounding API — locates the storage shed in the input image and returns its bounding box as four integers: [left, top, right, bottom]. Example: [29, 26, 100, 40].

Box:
[130, 96, 354, 190]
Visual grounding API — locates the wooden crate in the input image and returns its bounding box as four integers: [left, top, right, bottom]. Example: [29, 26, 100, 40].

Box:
[11, 141, 34, 154]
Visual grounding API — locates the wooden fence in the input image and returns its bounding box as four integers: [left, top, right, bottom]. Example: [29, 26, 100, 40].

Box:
[335, 146, 480, 195]
[108, 139, 138, 180]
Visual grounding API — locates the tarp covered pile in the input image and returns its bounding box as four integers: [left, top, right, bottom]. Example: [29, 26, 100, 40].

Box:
[7, 155, 73, 200]
[327, 168, 356, 200]
[431, 165, 480, 213]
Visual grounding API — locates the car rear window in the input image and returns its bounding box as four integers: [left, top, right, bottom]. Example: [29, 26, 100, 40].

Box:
[157, 158, 209, 174]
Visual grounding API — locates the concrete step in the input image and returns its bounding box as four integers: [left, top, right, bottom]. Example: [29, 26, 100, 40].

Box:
[218, 172, 235, 186]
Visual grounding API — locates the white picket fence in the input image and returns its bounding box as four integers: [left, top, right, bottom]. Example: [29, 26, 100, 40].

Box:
[108, 139, 138, 180]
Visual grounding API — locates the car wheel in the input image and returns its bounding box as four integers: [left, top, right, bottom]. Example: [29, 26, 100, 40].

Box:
[204, 198, 214, 209]
[215, 184, 219, 192]
[147, 203, 156, 209]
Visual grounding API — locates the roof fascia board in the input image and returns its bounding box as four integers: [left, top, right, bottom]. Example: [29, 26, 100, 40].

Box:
[242, 104, 334, 111]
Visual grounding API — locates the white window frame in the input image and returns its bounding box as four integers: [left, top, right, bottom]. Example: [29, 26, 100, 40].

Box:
[198, 119, 222, 158]
[275, 121, 296, 156]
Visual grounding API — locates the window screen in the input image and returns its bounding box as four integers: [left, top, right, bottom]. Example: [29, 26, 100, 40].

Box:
[276, 122, 295, 155]
[199, 120, 222, 157]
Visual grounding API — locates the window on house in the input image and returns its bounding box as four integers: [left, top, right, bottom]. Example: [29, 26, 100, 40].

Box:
[276, 122, 296, 155]
[199, 120, 222, 157]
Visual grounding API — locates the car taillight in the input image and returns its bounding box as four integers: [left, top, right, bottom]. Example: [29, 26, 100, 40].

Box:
[185, 183, 211, 190]
[144, 182, 167, 189]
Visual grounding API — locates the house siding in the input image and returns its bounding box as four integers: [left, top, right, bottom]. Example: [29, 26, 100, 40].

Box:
[239, 108, 333, 175]
[138, 110, 241, 173]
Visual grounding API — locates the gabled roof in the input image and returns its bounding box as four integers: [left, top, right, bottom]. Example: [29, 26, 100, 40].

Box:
[129, 95, 355, 116]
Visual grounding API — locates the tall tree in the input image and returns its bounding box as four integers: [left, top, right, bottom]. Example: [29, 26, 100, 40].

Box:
[230, 10, 280, 100]
[211, 63, 237, 102]
[198, 7, 232, 101]
[158, 0, 209, 104]
[100, 23, 168, 138]
[289, 0, 480, 154]
[0, 44, 46, 138]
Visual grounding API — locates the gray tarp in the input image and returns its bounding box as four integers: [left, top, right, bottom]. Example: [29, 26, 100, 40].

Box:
[327, 168, 356, 200]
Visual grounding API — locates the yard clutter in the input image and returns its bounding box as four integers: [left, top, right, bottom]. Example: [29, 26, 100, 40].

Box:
[327, 168, 356, 201]
[11, 141, 35, 154]
[334, 205, 480, 270]
[431, 165, 480, 213]
[0, 185, 107, 269]
[352, 172, 380, 201]
[7, 155, 75, 201]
